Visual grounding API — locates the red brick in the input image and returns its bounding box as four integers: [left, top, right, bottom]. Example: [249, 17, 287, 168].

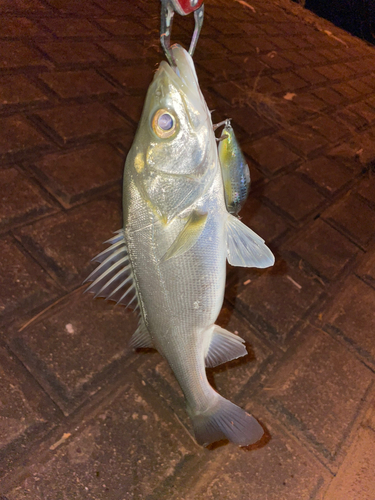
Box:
[312, 87, 345, 106]
[39, 69, 118, 99]
[43, 0, 104, 15]
[249, 74, 283, 94]
[231, 54, 267, 75]
[234, 260, 324, 347]
[12, 291, 140, 413]
[94, 0, 147, 17]
[292, 92, 327, 113]
[98, 40, 150, 61]
[282, 50, 312, 67]
[298, 157, 353, 196]
[323, 194, 375, 249]
[307, 115, 350, 143]
[0, 74, 48, 106]
[356, 177, 375, 209]
[192, 36, 227, 55]
[271, 71, 308, 90]
[243, 135, 300, 174]
[104, 65, 153, 95]
[356, 250, 375, 288]
[300, 49, 328, 64]
[0, 346, 53, 460]
[323, 275, 375, 370]
[40, 18, 103, 38]
[239, 196, 289, 243]
[269, 36, 298, 50]
[0, 0, 47, 12]
[209, 21, 243, 35]
[200, 56, 251, 79]
[348, 102, 375, 123]
[31, 142, 123, 206]
[0, 114, 49, 157]
[36, 41, 110, 66]
[278, 125, 328, 157]
[263, 327, 373, 463]
[34, 103, 132, 145]
[282, 219, 360, 281]
[324, 427, 375, 500]
[0, 41, 47, 69]
[5, 380, 188, 496]
[111, 95, 145, 123]
[0, 17, 45, 37]
[332, 82, 362, 100]
[186, 424, 330, 500]
[347, 78, 373, 95]
[0, 236, 59, 322]
[95, 18, 147, 36]
[15, 195, 122, 287]
[335, 108, 369, 130]
[294, 66, 327, 84]
[260, 52, 292, 70]
[0, 168, 53, 230]
[315, 65, 342, 81]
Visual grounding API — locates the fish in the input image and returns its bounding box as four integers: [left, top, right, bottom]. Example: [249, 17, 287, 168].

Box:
[85, 45, 275, 447]
[218, 120, 250, 215]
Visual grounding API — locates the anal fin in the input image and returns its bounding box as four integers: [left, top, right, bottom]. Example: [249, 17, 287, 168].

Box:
[130, 319, 154, 349]
[205, 325, 247, 368]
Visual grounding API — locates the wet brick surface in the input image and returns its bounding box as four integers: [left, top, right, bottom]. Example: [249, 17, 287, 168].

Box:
[0, 167, 54, 231]
[0, 236, 60, 325]
[2, 0, 375, 497]
[14, 195, 122, 289]
[281, 219, 361, 282]
[10, 291, 139, 415]
[30, 143, 124, 207]
[263, 327, 373, 465]
[322, 275, 375, 370]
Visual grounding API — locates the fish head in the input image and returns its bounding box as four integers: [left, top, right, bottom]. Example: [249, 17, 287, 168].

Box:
[126, 45, 217, 224]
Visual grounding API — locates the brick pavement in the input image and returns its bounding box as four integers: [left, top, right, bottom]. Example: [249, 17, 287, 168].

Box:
[0, 0, 375, 498]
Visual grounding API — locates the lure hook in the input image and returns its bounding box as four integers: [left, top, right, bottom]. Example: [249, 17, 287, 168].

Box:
[160, 0, 204, 67]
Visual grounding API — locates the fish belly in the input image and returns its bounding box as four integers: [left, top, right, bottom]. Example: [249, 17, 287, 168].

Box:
[124, 171, 227, 412]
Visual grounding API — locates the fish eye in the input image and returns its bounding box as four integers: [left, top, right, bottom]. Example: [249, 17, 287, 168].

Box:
[152, 109, 177, 139]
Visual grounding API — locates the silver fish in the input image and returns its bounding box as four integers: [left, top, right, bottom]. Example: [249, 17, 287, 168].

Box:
[85, 45, 274, 447]
[218, 120, 250, 215]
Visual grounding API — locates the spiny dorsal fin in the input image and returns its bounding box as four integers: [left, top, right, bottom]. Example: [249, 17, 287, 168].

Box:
[226, 214, 275, 269]
[205, 324, 247, 368]
[162, 210, 208, 262]
[130, 319, 154, 349]
[84, 229, 140, 310]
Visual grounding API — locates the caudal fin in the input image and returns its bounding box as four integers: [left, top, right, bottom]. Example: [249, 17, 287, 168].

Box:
[191, 395, 264, 447]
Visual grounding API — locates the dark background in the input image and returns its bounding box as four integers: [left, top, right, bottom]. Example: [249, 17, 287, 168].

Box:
[295, 0, 375, 44]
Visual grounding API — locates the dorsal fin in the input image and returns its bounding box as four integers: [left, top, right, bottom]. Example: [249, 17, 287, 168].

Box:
[84, 229, 140, 309]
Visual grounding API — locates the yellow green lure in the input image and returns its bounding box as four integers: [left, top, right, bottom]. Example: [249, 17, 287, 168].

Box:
[218, 120, 250, 216]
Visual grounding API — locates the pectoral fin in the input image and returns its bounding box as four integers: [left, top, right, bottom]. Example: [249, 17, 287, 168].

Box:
[226, 214, 275, 268]
[205, 325, 247, 368]
[162, 210, 208, 262]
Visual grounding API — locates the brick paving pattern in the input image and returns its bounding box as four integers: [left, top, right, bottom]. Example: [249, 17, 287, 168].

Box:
[0, 0, 375, 498]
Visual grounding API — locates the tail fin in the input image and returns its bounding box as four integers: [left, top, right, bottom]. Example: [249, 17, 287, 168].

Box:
[191, 395, 264, 447]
